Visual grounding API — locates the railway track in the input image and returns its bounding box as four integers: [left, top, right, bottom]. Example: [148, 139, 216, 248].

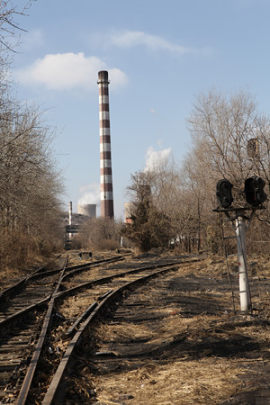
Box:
[2, 253, 269, 404]
[0, 253, 198, 404]
[27, 255, 200, 404]
[65, 257, 270, 405]
[0, 253, 126, 404]
[41, 262, 186, 404]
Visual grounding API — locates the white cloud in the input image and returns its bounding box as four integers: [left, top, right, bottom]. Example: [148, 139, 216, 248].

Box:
[78, 183, 100, 207]
[144, 146, 172, 172]
[15, 52, 128, 91]
[110, 30, 194, 54]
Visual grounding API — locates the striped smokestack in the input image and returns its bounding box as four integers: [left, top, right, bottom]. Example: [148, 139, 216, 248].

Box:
[68, 201, 72, 240]
[98, 70, 114, 219]
[68, 201, 72, 226]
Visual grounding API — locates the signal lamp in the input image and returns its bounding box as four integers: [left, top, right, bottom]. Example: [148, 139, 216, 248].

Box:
[216, 179, 233, 208]
[244, 176, 267, 207]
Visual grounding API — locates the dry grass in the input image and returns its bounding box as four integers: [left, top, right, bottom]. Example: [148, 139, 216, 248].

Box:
[92, 358, 246, 405]
[58, 294, 98, 319]
[21, 252, 270, 404]
[80, 255, 270, 404]
[0, 267, 24, 290]
[0, 253, 61, 291]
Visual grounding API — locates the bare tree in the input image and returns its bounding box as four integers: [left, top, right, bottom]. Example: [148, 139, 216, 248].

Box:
[78, 218, 121, 251]
[0, 101, 64, 266]
[185, 90, 270, 251]
[0, 1, 64, 269]
[0, 1, 31, 53]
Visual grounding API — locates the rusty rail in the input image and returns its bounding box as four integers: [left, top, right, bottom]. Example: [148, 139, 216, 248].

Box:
[15, 258, 68, 405]
[42, 264, 184, 404]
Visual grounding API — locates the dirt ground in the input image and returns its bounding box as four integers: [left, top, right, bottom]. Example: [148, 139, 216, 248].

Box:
[68, 254, 270, 405]
[3, 250, 270, 404]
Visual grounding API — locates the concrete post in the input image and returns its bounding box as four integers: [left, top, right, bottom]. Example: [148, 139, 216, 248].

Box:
[235, 216, 251, 313]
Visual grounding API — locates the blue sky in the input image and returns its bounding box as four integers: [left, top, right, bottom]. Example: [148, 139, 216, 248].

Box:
[11, 0, 270, 218]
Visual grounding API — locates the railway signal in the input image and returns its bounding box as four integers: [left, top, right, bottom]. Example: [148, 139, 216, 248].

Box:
[216, 179, 233, 208]
[214, 176, 267, 314]
[244, 176, 267, 207]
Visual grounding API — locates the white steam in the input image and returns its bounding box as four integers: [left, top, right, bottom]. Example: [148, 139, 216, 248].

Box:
[78, 183, 100, 207]
[144, 146, 172, 172]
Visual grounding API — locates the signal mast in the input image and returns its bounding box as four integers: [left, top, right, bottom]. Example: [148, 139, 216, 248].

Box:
[214, 139, 267, 314]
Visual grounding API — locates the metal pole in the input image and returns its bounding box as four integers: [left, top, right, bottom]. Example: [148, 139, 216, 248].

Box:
[235, 216, 251, 313]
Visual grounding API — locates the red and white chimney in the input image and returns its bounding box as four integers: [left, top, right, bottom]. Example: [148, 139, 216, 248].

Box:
[68, 201, 72, 240]
[98, 70, 114, 219]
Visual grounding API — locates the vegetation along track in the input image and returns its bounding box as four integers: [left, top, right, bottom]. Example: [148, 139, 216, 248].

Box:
[3, 253, 269, 404]
[27, 254, 201, 404]
[35, 255, 270, 404]
[0, 253, 125, 404]
[0, 253, 198, 404]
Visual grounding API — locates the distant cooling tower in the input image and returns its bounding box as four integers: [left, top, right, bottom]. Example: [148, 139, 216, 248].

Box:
[97, 70, 114, 219]
[78, 204, 96, 218]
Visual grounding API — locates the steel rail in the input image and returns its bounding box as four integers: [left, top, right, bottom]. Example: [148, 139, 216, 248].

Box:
[0, 265, 46, 301]
[61, 255, 125, 281]
[0, 258, 200, 330]
[15, 257, 68, 405]
[42, 264, 185, 404]
[56, 258, 200, 301]
[0, 296, 50, 327]
[1, 259, 197, 327]
[0, 255, 130, 403]
[6, 256, 199, 404]
[65, 290, 113, 338]
[0, 255, 124, 302]
[0, 253, 64, 300]
[0, 256, 125, 327]
[64, 254, 125, 272]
